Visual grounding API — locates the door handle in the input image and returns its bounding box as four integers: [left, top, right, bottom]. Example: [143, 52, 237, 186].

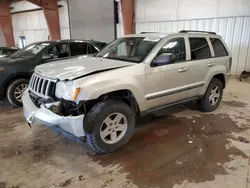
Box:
[207, 63, 215, 67]
[178, 68, 188, 73]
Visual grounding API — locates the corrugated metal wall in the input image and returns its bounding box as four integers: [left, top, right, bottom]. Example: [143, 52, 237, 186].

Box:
[134, 0, 250, 22]
[11, 0, 70, 47]
[117, 17, 250, 75]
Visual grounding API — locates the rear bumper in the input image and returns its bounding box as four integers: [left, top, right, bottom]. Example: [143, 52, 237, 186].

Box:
[226, 72, 231, 85]
[22, 90, 85, 139]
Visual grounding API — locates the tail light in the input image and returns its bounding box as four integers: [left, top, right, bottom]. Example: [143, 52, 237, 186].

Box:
[229, 57, 232, 71]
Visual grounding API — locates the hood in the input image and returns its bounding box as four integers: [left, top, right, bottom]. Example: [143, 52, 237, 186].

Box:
[35, 57, 134, 80]
[0, 57, 31, 66]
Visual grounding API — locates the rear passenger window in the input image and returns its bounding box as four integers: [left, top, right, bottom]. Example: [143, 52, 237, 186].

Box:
[70, 42, 88, 56]
[94, 42, 107, 50]
[87, 44, 98, 54]
[210, 38, 228, 57]
[189, 38, 211, 60]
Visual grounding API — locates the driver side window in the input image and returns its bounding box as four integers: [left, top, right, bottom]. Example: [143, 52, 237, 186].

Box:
[45, 43, 70, 59]
[160, 38, 186, 63]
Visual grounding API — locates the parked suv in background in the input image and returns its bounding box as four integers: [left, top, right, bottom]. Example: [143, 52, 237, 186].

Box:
[0, 47, 19, 58]
[22, 31, 231, 154]
[0, 39, 107, 107]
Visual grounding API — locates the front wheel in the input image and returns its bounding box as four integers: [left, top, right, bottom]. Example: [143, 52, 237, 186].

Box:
[84, 100, 135, 154]
[200, 78, 223, 112]
[6, 79, 29, 107]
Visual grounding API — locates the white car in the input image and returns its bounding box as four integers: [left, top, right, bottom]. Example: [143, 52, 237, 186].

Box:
[22, 30, 231, 154]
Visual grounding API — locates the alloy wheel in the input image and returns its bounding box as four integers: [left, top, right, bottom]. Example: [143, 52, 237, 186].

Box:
[100, 113, 128, 144]
[14, 84, 28, 102]
[209, 86, 220, 106]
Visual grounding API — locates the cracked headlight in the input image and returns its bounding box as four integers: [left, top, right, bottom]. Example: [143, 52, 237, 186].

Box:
[55, 81, 81, 101]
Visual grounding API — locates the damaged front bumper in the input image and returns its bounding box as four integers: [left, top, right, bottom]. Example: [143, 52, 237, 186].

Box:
[22, 90, 85, 142]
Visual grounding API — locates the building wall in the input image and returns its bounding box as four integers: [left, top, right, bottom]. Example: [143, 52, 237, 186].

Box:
[135, 0, 250, 22]
[117, 0, 250, 75]
[10, 0, 70, 47]
[68, 0, 115, 42]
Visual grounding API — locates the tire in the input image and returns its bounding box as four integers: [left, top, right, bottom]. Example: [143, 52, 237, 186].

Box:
[84, 100, 135, 154]
[200, 78, 223, 112]
[6, 78, 29, 107]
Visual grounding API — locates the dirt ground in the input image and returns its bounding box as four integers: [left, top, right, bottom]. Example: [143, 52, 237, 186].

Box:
[0, 79, 250, 188]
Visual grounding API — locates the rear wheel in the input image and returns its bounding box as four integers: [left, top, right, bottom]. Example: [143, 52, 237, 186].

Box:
[84, 100, 135, 154]
[200, 78, 223, 112]
[6, 79, 28, 107]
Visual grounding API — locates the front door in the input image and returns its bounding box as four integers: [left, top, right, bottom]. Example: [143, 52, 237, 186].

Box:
[145, 37, 190, 110]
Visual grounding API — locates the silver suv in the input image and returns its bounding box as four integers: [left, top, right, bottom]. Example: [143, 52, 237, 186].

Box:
[22, 30, 231, 154]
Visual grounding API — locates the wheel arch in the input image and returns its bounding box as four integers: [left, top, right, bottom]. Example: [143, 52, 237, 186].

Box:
[212, 73, 226, 89]
[92, 89, 141, 114]
[201, 71, 227, 96]
[4, 73, 31, 97]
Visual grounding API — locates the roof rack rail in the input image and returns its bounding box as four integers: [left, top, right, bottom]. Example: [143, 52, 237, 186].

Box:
[140, 32, 158, 34]
[179, 30, 216, 35]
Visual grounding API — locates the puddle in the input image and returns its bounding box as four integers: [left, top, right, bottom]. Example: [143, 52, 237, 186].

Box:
[0, 182, 21, 188]
[231, 136, 250, 144]
[92, 114, 248, 188]
[223, 101, 247, 108]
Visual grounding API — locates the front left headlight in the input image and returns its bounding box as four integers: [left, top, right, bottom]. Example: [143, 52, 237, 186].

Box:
[55, 80, 81, 101]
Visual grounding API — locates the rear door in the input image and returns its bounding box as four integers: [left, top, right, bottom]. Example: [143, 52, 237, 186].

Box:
[187, 37, 213, 98]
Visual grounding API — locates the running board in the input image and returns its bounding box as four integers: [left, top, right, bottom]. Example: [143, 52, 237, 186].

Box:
[140, 97, 199, 116]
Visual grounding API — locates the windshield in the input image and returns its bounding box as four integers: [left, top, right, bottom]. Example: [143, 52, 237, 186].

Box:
[95, 37, 160, 63]
[11, 43, 50, 58]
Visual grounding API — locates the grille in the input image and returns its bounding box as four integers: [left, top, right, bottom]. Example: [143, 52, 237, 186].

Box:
[29, 73, 57, 99]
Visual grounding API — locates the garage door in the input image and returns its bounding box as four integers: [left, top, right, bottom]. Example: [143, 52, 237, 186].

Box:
[68, 0, 116, 43]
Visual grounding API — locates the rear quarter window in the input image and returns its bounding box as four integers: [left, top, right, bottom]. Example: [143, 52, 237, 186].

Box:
[210, 38, 228, 57]
[70, 42, 88, 56]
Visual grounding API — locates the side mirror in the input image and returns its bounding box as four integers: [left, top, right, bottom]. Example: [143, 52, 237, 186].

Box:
[41, 54, 53, 61]
[151, 53, 175, 67]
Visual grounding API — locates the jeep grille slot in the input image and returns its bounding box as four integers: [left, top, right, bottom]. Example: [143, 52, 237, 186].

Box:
[29, 73, 56, 99]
